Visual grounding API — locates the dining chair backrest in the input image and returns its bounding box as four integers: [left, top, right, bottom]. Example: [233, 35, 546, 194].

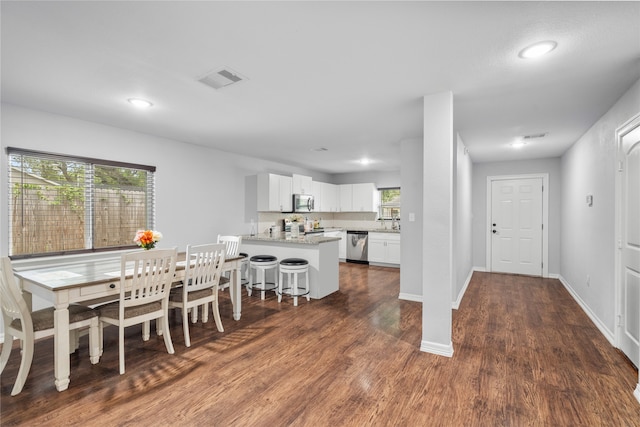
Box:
[0, 257, 33, 341]
[217, 235, 241, 258]
[121, 248, 178, 310]
[184, 243, 226, 293]
[1, 256, 100, 394]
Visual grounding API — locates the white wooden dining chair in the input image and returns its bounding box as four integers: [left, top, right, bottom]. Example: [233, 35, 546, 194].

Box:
[169, 243, 226, 347]
[0, 257, 100, 395]
[216, 235, 241, 292]
[98, 248, 177, 375]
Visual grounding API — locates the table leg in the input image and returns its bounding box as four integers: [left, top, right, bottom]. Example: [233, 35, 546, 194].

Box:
[53, 297, 71, 392]
[230, 264, 242, 321]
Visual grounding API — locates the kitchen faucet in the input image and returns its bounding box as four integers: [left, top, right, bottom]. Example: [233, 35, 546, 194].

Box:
[392, 215, 399, 230]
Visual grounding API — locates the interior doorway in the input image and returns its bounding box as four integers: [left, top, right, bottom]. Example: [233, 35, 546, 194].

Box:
[486, 174, 549, 277]
[615, 113, 640, 369]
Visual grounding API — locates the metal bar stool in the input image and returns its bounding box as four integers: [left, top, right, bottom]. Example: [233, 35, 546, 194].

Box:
[278, 258, 310, 306]
[248, 255, 278, 299]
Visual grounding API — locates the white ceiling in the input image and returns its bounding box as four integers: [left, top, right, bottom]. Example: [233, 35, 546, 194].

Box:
[2, 1, 639, 174]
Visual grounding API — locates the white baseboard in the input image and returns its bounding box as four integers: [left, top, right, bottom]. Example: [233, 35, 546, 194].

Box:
[0, 333, 4, 344]
[420, 340, 454, 357]
[398, 293, 421, 302]
[400, 266, 476, 307]
[635, 383, 640, 404]
[473, 266, 487, 272]
[558, 275, 615, 346]
[452, 268, 474, 310]
[548, 273, 560, 279]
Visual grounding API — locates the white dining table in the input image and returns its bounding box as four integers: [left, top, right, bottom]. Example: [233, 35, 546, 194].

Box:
[12, 252, 244, 392]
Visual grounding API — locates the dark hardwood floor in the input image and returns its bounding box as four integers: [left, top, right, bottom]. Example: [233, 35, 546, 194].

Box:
[1, 264, 639, 426]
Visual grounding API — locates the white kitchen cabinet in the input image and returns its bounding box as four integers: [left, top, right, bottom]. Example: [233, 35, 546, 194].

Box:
[280, 175, 292, 211]
[338, 230, 347, 260]
[257, 173, 292, 212]
[352, 183, 377, 212]
[339, 184, 353, 211]
[338, 183, 376, 212]
[292, 174, 313, 195]
[321, 182, 339, 212]
[323, 229, 346, 260]
[312, 181, 323, 211]
[368, 232, 400, 266]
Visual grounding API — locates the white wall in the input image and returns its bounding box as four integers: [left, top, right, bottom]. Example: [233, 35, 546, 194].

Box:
[400, 138, 423, 300]
[399, 134, 473, 309]
[472, 157, 562, 275]
[454, 134, 473, 307]
[560, 78, 640, 340]
[332, 171, 401, 188]
[0, 104, 329, 258]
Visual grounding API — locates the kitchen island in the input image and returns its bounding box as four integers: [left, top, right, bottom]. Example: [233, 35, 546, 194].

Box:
[241, 233, 340, 299]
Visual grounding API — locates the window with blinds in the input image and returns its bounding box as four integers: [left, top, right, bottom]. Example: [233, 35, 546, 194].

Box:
[8, 148, 156, 258]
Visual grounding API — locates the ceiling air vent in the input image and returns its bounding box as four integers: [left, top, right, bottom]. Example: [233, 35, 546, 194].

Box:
[523, 132, 548, 140]
[197, 67, 247, 90]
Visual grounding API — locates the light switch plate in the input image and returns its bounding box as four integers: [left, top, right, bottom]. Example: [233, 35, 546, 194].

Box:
[409, 213, 415, 222]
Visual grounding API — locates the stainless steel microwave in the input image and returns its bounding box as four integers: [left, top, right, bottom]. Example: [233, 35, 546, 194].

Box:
[292, 193, 314, 212]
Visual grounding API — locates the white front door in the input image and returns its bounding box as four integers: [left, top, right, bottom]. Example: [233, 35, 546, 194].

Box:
[490, 178, 543, 276]
[617, 120, 640, 368]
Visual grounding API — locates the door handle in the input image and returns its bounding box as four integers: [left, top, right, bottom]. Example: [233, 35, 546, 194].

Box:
[492, 230, 497, 234]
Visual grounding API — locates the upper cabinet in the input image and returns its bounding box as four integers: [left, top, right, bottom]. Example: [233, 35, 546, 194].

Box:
[339, 184, 353, 211]
[257, 174, 375, 213]
[292, 174, 313, 195]
[312, 181, 323, 211]
[338, 183, 376, 212]
[352, 183, 377, 212]
[257, 173, 292, 212]
[321, 182, 339, 212]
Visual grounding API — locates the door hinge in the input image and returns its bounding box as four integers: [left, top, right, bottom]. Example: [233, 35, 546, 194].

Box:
[618, 161, 623, 172]
[541, 223, 544, 230]
[618, 239, 622, 249]
[617, 314, 623, 327]
[542, 185, 544, 192]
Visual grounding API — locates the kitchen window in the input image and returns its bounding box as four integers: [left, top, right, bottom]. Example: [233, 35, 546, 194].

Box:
[7, 148, 155, 258]
[378, 188, 401, 220]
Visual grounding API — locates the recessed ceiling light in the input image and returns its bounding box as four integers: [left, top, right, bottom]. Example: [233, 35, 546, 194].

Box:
[360, 158, 371, 165]
[518, 41, 557, 59]
[510, 141, 527, 149]
[127, 98, 153, 108]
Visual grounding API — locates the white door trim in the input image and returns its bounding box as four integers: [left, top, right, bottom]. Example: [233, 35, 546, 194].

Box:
[486, 173, 549, 277]
[614, 112, 640, 404]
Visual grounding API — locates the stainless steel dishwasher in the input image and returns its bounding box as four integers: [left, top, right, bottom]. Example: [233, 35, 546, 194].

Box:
[346, 230, 368, 264]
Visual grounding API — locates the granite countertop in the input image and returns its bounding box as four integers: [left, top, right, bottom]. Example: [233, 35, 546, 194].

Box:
[363, 228, 401, 233]
[339, 227, 401, 234]
[311, 227, 400, 234]
[243, 233, 341, 245]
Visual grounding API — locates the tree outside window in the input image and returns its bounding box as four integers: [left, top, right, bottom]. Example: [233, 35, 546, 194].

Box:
[379, 188, 401, 220]
[8, 149, 155, 258]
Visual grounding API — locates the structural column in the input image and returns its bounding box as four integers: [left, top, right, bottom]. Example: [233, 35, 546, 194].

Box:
[421, 91, 454, 357]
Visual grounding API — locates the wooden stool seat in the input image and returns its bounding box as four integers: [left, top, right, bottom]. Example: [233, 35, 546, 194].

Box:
[278, 258, 310, 306]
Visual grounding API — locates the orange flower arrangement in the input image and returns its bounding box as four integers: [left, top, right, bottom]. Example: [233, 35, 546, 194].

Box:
[134, 229, 162, 250]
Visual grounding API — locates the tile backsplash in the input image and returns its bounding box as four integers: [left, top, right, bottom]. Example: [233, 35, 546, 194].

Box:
[256, 211, 384, 235]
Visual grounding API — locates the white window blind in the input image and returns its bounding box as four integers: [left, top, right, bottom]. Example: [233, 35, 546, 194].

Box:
[8, 148, 155, 258]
